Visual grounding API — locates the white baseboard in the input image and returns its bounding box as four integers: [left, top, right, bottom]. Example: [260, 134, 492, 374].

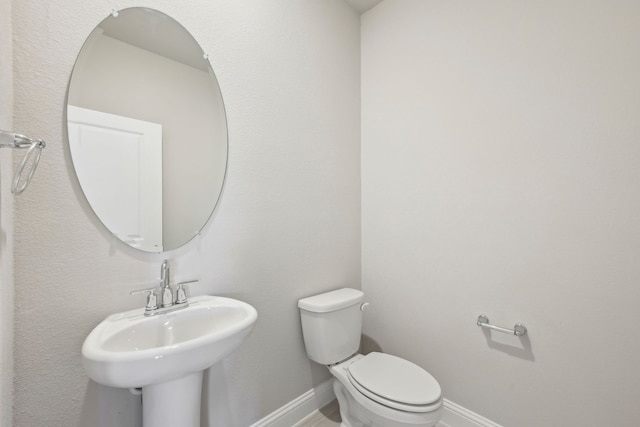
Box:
[440, 399, 504, 427]
[249, 380, 502, 427]
[249, 379, 335, 427]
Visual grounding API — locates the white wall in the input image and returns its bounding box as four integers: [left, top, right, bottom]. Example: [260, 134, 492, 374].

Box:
[12, 1, 360, 426]
[0, 0, 14, 425]
[362, 1, 640, 426]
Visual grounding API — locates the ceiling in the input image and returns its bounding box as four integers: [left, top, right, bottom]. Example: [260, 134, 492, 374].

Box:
[343, 0, 384, 14]
[99, 8, 209, 71]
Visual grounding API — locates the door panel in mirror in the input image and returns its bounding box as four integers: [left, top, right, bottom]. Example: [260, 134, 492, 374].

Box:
[68, 106, 163, 251]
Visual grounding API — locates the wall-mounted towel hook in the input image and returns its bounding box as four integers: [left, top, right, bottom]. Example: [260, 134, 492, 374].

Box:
[0, 130, 46, 194]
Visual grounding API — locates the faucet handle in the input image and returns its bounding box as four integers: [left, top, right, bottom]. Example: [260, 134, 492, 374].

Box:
[175, 280, 198, 304]
[130, 287, 159, 312]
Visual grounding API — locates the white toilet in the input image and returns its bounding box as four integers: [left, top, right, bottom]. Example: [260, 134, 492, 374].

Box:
[298, 288, 443, 427]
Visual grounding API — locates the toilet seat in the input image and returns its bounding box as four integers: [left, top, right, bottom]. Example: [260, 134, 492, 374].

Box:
[346, 352, 442, 413]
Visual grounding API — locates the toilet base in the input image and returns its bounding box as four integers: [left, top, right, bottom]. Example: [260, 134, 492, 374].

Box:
[329, 355, 442, 427]
[333, 378, 441, 427]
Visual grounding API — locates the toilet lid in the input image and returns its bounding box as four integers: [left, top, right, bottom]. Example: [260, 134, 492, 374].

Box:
[347, 352, 441, 411]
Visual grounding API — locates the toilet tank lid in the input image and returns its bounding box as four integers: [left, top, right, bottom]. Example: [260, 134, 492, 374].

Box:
[298, 288, 364, 313]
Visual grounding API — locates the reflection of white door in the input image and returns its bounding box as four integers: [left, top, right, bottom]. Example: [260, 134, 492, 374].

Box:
[67, 105, 163, 252]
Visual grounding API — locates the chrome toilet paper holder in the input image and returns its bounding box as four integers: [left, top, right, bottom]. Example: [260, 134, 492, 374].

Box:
[477, 314, 527, 337]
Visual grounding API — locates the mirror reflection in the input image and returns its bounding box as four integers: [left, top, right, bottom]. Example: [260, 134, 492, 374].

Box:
[67, 8, 227, 252]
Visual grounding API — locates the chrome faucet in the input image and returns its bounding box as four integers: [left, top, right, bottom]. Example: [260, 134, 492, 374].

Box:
[160, 260, 173, 307]
[130, 260, 199, 316]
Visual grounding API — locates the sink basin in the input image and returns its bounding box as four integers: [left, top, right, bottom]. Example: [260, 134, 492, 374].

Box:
[82, 295, 258, 389]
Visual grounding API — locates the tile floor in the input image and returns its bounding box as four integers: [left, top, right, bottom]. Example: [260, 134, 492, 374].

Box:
[295, 401, 447, 427]
[294, 401, 342, 427]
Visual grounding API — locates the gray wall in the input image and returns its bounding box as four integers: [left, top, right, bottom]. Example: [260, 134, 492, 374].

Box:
[0, 0, 14, 425]
[12, 1, 360, 426]
[361, 1, 640, 426]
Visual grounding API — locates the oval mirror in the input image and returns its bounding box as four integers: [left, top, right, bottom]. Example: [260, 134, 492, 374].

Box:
[66, 8, 227, 253]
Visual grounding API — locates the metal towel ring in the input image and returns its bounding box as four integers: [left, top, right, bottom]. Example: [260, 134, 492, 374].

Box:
[0, 130, 46, 194]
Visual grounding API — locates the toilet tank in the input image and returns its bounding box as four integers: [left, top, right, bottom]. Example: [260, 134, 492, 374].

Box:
[298, 288, 364, 365]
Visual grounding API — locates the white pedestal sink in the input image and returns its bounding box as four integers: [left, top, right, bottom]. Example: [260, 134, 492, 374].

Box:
[82, 295, 258, 427]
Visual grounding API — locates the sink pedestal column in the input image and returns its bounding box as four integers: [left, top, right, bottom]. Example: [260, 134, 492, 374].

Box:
[142, 371, 203, 427]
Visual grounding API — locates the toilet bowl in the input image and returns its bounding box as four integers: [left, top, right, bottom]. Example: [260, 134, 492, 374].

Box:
[331, 353, 442, 427]
[298, 288, 443, 427]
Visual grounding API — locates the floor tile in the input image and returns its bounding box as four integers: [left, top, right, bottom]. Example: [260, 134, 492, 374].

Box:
[297, 400, 447, 427]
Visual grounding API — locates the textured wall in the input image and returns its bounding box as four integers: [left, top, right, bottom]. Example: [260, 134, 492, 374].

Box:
[12, 1, 360, 426]
[362, 1, 640, 426]
[0, 0, 14, 425]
